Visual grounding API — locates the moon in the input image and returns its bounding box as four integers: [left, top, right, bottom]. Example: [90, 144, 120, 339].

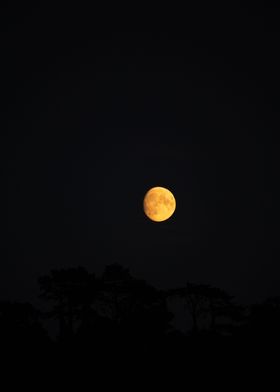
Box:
[143, 186, 176, 222]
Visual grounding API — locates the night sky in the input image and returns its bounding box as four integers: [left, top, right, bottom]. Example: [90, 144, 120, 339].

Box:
[3, 5, 280, 305]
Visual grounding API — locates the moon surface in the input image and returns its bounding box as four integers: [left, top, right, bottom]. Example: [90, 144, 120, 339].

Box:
[143, 187, 176, 222]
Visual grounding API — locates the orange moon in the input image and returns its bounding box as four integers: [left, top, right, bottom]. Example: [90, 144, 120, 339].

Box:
[143, 186, 176, 222]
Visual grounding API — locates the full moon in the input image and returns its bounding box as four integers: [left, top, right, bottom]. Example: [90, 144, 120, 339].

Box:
[143, 186, 176, 222]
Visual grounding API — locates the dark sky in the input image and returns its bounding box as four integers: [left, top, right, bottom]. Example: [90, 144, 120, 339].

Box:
[3, 5, 280, 304]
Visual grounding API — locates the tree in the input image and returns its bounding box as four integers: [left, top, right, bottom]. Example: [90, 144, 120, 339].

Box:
[38, 267, 100, 341]
[0, 301, 48, 347]
[167, 283, 208, 333]
[246, 296, 280, 342]
[167, 282, 241, 335]
[99, 263, 173, 344]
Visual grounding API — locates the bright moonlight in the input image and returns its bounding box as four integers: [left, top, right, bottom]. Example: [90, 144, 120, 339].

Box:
[143, 186, 176, 222]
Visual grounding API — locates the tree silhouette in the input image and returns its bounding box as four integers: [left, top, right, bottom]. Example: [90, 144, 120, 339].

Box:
[98, 263, 174, 351]
[99, 263, 133, 323]
[38, 266, 100, 341]
[168, 283, 208, 333]
[167, 282, 242, 335]
[37, 263, 174, 353]
[0, 301, 48, 348]
[33, 263, 279, 356]
[100, 264, 171, 321]
[200, 286, 244, 334]
[244, 296, 280, 344]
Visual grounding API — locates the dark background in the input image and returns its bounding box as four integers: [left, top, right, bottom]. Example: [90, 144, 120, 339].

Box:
[3, 5, 280, 307]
